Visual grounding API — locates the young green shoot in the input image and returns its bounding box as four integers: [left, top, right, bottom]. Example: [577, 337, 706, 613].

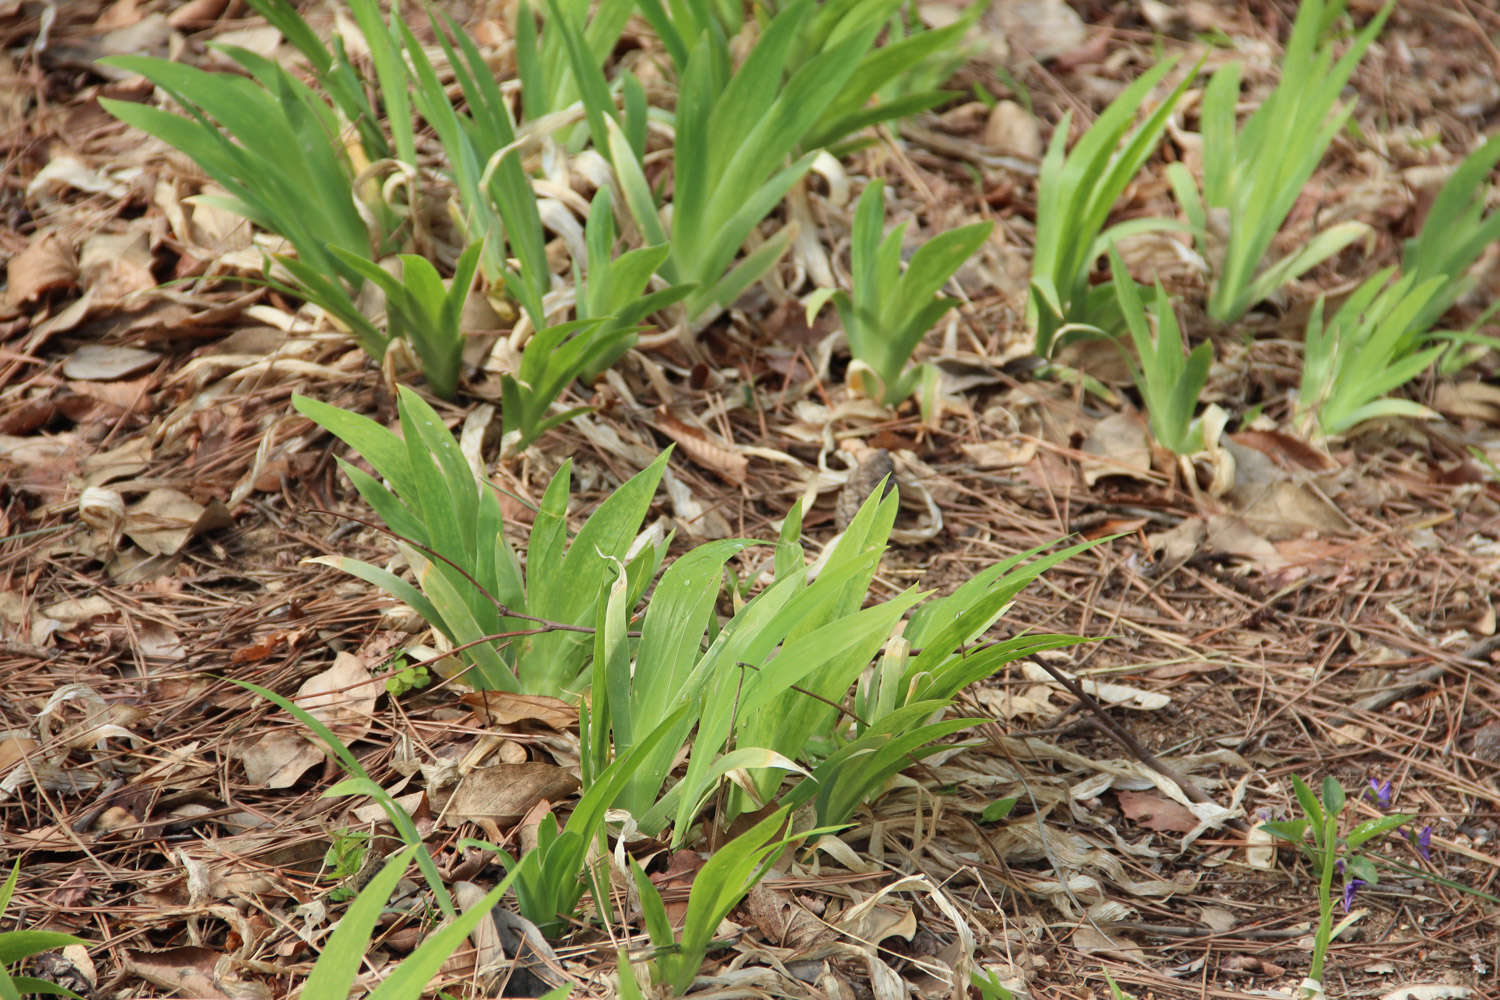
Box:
[1107, 246, 1213, 456]
[1260, 775, 1413, 997]
[1294, 268, 1445, 439]
[1028, 54, 1191, 357]
[1167, 0, 1395, 324]
[817, 179, 992, 410]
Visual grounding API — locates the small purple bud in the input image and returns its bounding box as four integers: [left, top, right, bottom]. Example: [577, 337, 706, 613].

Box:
[1416, 826, 1432, 861]
[1342, 877, 1365, 912]
[1367, 778, 1392, 810]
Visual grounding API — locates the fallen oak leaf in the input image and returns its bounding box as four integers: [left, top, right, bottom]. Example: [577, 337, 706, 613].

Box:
[1117, 789, 1198, 834]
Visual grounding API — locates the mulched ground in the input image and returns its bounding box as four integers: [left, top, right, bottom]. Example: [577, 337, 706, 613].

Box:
[2, 1, 1498, 998]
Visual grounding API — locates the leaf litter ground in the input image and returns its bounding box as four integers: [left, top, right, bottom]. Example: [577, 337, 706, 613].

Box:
[2, 1, 1499, 998]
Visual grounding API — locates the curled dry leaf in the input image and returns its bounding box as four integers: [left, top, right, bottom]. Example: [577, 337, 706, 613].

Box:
[443, 762, 579, 825]
[1019, 661, 1170, 710]
[1071, 924, 1145, 962]
[79, 486, 125, 554]
[1222, 954, 1286, 975]
[167, 0, 231, 30]
[460, 691, 577, 730]
[835, 895, 917, 946]
[25, 154, 132, 203]
[1080, 412, 1154, 486]
[230, 631, 291, 666]
[960, 437, 1037, 469]
[745, 882, 826, 950]
[2, 230, 77, 309]
[238, 729, 323, 789]
[121, 944, 269, 1000]
[42, 595, 116, 629]
[662, 464, 733, 538]
[983, 100, 1041, 159]
[1378, 987, 1475, 1000]
[1116, 789, 1199, 834]
[294, 651, 378, 744]
[835, 448, 895, 529]
[78, 230, 157, 306]
[62, 343, 160, 381]
[653, 407, 748, 485]
[0, 733, 38, 774]
[123, 488, 232, 556]
[1435, 381, 1500, 423]
[38, 682, 140, 751]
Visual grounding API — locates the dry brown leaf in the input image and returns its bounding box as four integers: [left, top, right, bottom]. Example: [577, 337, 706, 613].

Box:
[1017, 447, 1085, 494]
[0, 394, 60, 435]
[744, 882, 826, 950]
[1019, 662, 1170, 710]
[3, 230, 77, 308]
[41, 596, 115, 628]
[650, 848, 708, 924]
[1083, 516, 1148, 540]
[231, 631, 290, 665]
[443, 763, 579, 824]
[5, 825, 80, 852]
[1199, 906, 1237, 932]
[1222, 439, 1347, 539]
[62, 343, 160, 381]
[80, 436, 152, 486]
[89, 12, 173, 63]
[96, 0, 143, 31]
[1144, 661, 1221, 680]
[1080, 412, 1154, 485]
[204, 25, 281, 66]
[653, 407, 748, 485]
[295, 651, 378, 743]
[1222, 954, 1286, 975]
[78, 231, 156, 306]
[835, 448, 894, 529]
[460, 691, 577, 730]
[123, 489, 231, 556]
[1199, 514, 1290, 573]
[1117, 789, 1199, 834]
[167, 0, 229, 29]
[238, 730, 323, 789]
[1071, 924, 1144, 961]
[25, 155, 131, 203]
[1147, 516, 1206, 567]
[0, 734, 38, 774]
[44, 871, 91, 910]
[1434, 381, 1500, 423]
[1231, 429, 1340, 471]
[836, 898, 917, 946]
[994, 0, 1084, 59]
[959, 438, 1036, 469]
[972, 681, 1058, 720]
[121, 945, 254, 1000]
[352, 790, 426, 826]
[64, 375, 154, 418]
[982, 100, 1040, 158]
[1377, 987, 1475, 1000]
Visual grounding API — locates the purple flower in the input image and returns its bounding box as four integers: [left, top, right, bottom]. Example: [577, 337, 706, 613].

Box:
[1367, 778, 1392, 809]
[1415, 825, 1432, 861]
[1342, 877, 1366, 912]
